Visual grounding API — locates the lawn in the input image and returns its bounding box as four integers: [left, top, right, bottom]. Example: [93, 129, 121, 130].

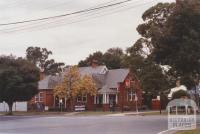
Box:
[140, 111, 167, 116]
[75, 110, 167, 116]
[0, 111, 69, 116]
[0, 111, 120, 116]
[0, 110, 167, 116]
[74, 111, 120, 116]
[175, 128, 200, 134]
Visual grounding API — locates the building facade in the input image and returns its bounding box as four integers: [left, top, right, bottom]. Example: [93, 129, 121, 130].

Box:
[29, 65, 142, 111]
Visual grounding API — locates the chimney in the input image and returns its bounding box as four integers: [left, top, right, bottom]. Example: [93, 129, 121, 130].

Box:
[40, 69, 45, 80]
[91, 60, 98, 68]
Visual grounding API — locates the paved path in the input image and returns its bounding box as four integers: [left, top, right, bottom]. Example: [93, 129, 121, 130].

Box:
[0, 115, 169, 134]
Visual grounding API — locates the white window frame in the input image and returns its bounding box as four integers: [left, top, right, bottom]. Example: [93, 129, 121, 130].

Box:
[35, 92, 44, 103]
[127, 89, 136, 102]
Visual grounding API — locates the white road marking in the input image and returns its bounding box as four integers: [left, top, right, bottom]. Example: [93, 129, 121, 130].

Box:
[158, 123, 200, 134]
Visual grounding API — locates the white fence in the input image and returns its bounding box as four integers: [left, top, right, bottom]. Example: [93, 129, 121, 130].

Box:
[0, 101, 27, 112]
[75, 105, 86, 111]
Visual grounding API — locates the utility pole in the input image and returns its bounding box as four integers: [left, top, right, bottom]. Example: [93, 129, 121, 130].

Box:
[196, 80, 200, 112]
[69, 68, 73, 112]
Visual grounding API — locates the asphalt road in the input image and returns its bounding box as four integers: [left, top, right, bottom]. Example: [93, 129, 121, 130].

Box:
[0, 115, 174, 134]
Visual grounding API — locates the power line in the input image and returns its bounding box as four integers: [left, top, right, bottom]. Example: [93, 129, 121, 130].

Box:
[0, 0, 118, 24]
[0, 0, 134, 26]
[0, 0, 156, 33]
[32, 0, 118, 19]
[40, 0, 117, 12]
[0, 0, 138, 31]
[0, 0, 125, 32]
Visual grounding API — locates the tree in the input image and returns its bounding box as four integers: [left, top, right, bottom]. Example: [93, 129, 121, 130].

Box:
[172, 90, 189, 100]
[53, 66, 97, 111]
[147, 0, 200, 89]
[53, 66, 81, 111]
[0, 56, 40, 115]
[132, 0, 200, 89]
[123, 53, 170, 93]
[102, 47, 124, 69]
[26, 47, 64, 75]
[79, 75, 97, 96]
[122, 48, 170, 108]
[78, 48, 124, 69]
[133, 2, 175, 58]
[78, 51, 104, 67]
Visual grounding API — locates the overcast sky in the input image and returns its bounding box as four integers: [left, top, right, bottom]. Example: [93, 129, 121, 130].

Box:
[0, 0, 175, 65]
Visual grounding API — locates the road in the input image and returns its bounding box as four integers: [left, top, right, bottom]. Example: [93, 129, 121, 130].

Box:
[0, 115, 178, 134]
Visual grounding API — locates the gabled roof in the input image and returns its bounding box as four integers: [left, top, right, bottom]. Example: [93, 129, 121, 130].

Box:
[38, 66, 130, 92]
[38, 75, 60, 90]
[92, 73, 106, 88]
[105, 69, 129, 88]
[38, 76, 50, 89]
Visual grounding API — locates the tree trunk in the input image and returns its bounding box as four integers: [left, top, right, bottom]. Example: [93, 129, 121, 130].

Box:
[70, 98, 74, 112]
[7, 101, 13, 115]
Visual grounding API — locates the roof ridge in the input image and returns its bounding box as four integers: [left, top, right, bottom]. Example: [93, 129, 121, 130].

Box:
[79, 65, 106, 68]
[108, 68, 129, 71]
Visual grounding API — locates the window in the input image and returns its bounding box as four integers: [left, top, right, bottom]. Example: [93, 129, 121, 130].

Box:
[77, 94, 87, 103]
[127, 89, 136, 101]
[35, 92, 44, 103]
[35, 95, 39, 102]
[82, 95, 87, 102]
[95, 95, 103, 104]
[39, 92, 44, 102]
[77, 95, 82, 102]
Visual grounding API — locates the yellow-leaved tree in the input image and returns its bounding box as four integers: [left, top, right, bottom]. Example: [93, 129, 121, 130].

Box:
[53, 66, 97, 111]
[79, 75, 97, 96]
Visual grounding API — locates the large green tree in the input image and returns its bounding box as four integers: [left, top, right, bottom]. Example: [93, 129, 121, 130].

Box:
[0, 56, 40, 114]
[133, 2, 175, 58]
[132, 0, 200, 89]
[78, 51, 104, 67]
[123, 51, 170, 94]
[78, 47, 124, 69]
[150, 0, 200, 89]
[102, 47, 124, 69]
[122, 51, 170, 108]
[26, 47, 64, 75]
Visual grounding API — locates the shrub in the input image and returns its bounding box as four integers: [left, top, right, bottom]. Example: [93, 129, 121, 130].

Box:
[172, 90, 189, 100]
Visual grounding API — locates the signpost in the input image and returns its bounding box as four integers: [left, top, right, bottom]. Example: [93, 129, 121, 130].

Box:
[135, 94, 138, 114]
[59, 99, 63, 112]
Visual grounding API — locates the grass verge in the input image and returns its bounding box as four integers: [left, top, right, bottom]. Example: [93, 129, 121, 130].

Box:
[0, 111, 68, 116]
[174, 128, 200, 134]
[140, 111, 167, 116]
[74, 111, 120, 116]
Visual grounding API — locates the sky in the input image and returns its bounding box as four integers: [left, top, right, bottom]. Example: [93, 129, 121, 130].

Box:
[0, 0, 175, 65]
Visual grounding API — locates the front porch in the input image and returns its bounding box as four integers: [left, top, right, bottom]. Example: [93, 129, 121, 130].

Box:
[94, 85, 118, 111]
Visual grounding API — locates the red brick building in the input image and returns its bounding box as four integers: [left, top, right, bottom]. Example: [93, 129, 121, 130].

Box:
[29, 65, 142, 111]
